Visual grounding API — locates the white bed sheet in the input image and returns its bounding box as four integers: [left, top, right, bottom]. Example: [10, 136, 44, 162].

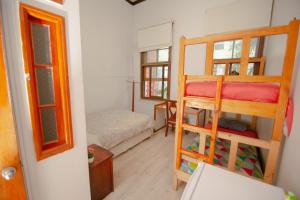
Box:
[86, 110, 153, 149]
[181, 162, 285, 200]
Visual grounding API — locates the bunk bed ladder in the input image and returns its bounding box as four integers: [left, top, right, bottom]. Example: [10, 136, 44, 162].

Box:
[175, 76, 223, 180]
[172, 40, 226, 187]
[175, 36, 223, 174]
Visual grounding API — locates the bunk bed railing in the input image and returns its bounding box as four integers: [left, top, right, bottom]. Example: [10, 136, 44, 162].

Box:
[181, 122, 273, 168]
[186, 75, 283, 83]
[184, 25, 289, 45]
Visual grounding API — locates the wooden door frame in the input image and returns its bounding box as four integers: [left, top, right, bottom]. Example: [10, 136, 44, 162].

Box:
[0, 1, 70, 198]
[0, 1, 35, 199]
[0, 4, 27, 199]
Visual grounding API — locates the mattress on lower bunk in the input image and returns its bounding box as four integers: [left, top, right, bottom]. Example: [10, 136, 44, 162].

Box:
[181, 136, 263, 179]
[186, 81, 280, 103]
[205, 123, 257, 138]
[86, 110, 153, 149]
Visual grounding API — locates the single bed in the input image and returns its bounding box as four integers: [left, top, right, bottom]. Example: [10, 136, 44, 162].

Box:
[86, 110, 154, 157]
[181, 162, 284, 200]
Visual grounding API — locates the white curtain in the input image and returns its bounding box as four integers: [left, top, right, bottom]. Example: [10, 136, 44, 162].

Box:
[137, 21, 173, 52]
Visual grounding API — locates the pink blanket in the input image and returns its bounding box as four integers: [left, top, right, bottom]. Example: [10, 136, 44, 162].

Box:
[185, 81, 293, 136]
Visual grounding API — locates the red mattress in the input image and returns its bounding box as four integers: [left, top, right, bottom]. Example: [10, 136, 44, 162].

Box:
[205, 124, 257, 139]
[186, 81, 294, 136]
[185, 81, 279, 103]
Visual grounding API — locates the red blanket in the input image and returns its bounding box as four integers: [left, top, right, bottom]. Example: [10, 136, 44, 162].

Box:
[186, 81, 280, 103]
[186, 81, 293, 136]
[205, 123, 258, 138]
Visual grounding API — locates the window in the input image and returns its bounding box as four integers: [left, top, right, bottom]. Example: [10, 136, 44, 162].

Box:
[213, 37, 264, 76]
[20, 4, 73, 160]
[141, 48, 171, 100]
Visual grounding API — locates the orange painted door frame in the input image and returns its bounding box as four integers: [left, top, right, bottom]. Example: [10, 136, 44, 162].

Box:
[0, 14, 27, 200]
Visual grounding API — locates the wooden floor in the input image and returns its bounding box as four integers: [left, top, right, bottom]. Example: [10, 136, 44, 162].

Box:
[105, 129, 195, 200]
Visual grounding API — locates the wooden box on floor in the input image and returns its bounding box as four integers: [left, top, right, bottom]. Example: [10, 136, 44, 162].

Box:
[88, 144, 114, 200]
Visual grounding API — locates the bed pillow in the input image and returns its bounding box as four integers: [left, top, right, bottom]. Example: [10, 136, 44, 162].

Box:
[218, 118, 248, 132]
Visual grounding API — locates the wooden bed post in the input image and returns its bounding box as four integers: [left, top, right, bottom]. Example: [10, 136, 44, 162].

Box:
[205, 42, 214, 75]
[208, 76, 223, 164]
[249, 56, 265, 130]
[199, 134, 206, 154]
[173, 36, 186, 190]
[264, 19, 300, 183]
[228, 141, 238, 171]
[204, 42, 214, 125]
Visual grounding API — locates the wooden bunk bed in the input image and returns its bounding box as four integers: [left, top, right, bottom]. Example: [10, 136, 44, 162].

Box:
[173, 19, 300, 189]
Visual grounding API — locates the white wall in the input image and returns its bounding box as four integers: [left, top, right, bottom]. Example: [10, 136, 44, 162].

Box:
[1, 0, 91, 199]
[132, 0, 273, 116]
[79, 0, 133, 114]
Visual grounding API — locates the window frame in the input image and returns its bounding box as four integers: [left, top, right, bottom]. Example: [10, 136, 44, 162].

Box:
[213, 37, 265, 76]
[20, 4, 73, 160]
[140, 47, 171, 100]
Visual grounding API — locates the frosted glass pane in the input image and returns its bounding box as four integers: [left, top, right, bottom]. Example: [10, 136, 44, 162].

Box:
[214, 40, 243, 59]
[146, 50, 157, 63]
[163, 81, 168, 99]
[152, 67, 163, 78]
[249, 38, 259, 57]
[213, 64, 226, 75]
[214, 41, 233, 59]
[247, 63, 255, 75]
[144, 81, 150, 97]
[31, 23, 52, 65]
[151, 81, 162, 96]
[40, 108, 58, 144]
[164, 67, 168, 78]
[233, 40, 242, 58]
[158, 49, 169, 62]
[35, 68, 55, 105]
[230, 63, 240, 75]
[144, 67, 150, 79]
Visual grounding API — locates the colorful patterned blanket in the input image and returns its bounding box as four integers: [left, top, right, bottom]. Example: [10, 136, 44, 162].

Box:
[181, 137, 263, 179]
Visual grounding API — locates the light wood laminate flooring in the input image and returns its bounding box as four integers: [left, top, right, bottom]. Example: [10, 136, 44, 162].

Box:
[105, 129, 195, 200]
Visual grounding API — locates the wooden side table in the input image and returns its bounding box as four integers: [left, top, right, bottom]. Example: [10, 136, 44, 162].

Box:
[88, 144, 114, 200]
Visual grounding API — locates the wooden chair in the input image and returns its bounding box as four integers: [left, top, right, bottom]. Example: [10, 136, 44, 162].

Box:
[165, 100, 177, 137]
